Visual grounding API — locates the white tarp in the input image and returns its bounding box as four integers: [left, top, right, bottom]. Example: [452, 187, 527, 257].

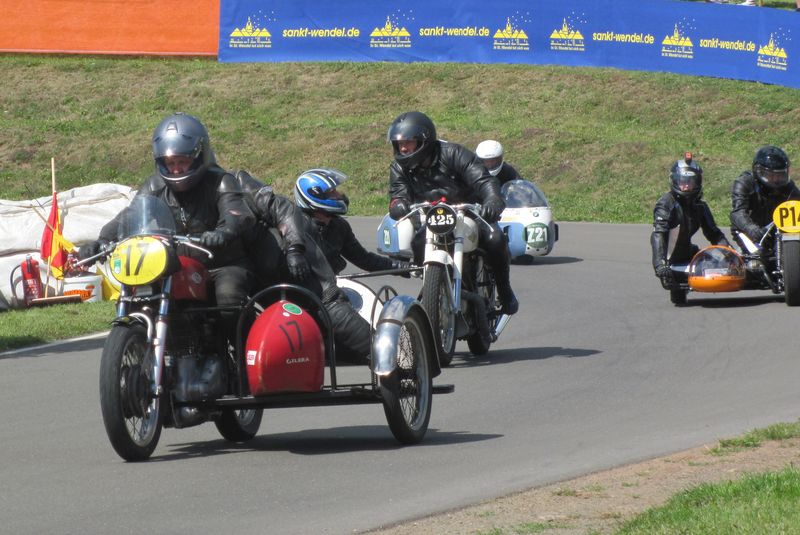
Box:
[0, 183, 135, 309]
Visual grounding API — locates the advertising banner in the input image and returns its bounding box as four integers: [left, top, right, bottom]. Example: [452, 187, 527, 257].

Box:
[219, 0, 800, 88]
[1, 0, 219, 55]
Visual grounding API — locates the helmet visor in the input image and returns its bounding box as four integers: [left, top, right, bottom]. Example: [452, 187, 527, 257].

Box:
[756, 165, 789, 188]
[673, 172, 700, 195]
[482, 156, 503, 176]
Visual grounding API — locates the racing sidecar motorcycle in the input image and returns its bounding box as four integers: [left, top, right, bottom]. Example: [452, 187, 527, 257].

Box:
[84, 195, 452, 462]
[662, 200, 800, 306]
[497, 179, 558, 264]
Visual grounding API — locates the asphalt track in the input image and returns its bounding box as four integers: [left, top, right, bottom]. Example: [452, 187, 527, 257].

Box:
[1, 219, 799, 535]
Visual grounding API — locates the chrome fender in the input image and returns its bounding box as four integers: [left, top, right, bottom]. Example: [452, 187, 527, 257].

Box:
[372, 295, 441, 379]
[423, 249, 453, 267]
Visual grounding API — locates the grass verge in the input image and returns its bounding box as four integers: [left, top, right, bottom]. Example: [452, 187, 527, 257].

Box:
[0, 300, 114, 352]
[617, 467, 800, 534]
[613, 421, 800, 534]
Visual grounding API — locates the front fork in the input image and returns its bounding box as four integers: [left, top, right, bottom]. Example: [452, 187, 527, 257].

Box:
[423, 219, 464, 314]
[118, 278, 172, 397]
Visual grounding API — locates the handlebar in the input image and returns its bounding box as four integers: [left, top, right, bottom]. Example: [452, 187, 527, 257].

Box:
[399, 200, 492, 231]
[73, 233, 214, 267]
[176, 235, 214, 260]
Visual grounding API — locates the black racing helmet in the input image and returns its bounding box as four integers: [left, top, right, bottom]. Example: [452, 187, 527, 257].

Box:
[152, 113, 215, 192]
[752, 145, 790, 191]
[387, 111, 437, 171]
[670, 152, 703, 201]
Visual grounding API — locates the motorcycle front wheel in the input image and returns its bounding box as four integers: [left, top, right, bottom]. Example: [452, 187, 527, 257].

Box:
[215, 408, 263, 442]
[782, 240, 800, 306]
[421, 264, 456, 366]
[379, 307, 434, 445]
[99, 324, 163, 462]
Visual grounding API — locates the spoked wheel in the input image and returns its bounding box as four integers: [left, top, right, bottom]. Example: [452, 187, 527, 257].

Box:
[99, 324, 163, 461]
[782, 240, 800, 306]
[421, 264, 456, 366]
[467, 256, 495, 356]
[380, 307, 434, 445]
[215, 408, 263, 442]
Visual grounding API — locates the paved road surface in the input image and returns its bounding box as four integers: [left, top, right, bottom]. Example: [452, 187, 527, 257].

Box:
[1, 220, 798, 534]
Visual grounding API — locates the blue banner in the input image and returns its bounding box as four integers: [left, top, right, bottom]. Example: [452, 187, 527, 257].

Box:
[219, 0, 800, 88]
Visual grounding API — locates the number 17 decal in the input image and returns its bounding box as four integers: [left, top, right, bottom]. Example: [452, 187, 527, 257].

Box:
[279, 320, 304, 352]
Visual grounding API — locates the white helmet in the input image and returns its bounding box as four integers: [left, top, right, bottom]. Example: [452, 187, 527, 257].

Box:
[475, 139, 504, 176]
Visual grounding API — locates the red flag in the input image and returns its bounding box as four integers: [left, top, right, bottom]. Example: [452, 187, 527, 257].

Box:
[40, 192, 73, 278]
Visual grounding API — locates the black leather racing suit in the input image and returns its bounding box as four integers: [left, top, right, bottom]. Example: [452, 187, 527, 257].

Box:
[389, 141, 514, 302]
[236, 170, 309, 288]
[650, 191, 729, 275]
[494, 162, 523, 186]
[236, 171, 372, 364]
[730, 171, 800, 247]
[99, 166, 257, 341]
[305, 214, 394, 276]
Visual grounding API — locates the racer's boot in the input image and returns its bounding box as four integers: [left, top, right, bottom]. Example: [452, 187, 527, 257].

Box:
[494, 264, 519, 315]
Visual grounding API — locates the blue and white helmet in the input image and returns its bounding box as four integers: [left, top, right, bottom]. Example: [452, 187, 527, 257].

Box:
[294, 168, 350, 215]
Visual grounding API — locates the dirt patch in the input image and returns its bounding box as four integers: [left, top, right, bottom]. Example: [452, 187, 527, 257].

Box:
[366, 439, 800, 534]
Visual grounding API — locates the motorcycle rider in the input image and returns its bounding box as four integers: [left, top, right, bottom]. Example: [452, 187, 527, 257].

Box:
[78, 113, 257, 343]
[235, 169, 312, 289]
[387, 111, 519, 315]
[294, 168, 412, 276]
[651, 152, 730, 286]
[235, 168, 376, 365]
[730, 145, 800, 260]
[475, 139, 523, 185]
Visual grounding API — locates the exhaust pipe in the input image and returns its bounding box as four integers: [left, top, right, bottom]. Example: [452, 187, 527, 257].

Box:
[492, 314, 512, 340]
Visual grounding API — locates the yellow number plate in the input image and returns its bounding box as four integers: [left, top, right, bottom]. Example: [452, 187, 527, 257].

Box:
[773, 200, 800, 233]
[109, 236, 169, 286]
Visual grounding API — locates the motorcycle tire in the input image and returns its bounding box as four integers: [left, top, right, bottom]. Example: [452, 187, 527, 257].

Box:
[421, 264, 456, 366]
[215, 408, 263, 442]
[99, 324, 163, 462]
[466, 257, 495, 356]
[782, 240, 800, 306]
[379, 306, 434, 445]
[669, 288, 687, 306]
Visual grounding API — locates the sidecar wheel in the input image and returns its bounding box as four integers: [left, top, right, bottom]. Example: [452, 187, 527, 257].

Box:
[782, 240, 800, 306]
[421, 264, 456, 366]
[215, 409, 263, 442]
[99, 324, 162, 462]
[380, 307, 433, 445]
[669, 288, 687, 306]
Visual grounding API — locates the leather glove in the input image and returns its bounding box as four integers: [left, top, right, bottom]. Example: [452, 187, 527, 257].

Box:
[78, 239, 109, 261]
[200, 230, 228, 248]
[286, 246, 310, 281]
[655, 263, 672, 284]
[480, 198, 505, 223]
[391, 260, 413, 278]
[389, 198, 411, 220]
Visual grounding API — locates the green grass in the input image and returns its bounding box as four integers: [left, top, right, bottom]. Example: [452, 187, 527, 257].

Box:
[0, 300, 114, 351]
[709, 420, 800, 454]
[616, 467, 800, 534]
[2, 55, 800, 224]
